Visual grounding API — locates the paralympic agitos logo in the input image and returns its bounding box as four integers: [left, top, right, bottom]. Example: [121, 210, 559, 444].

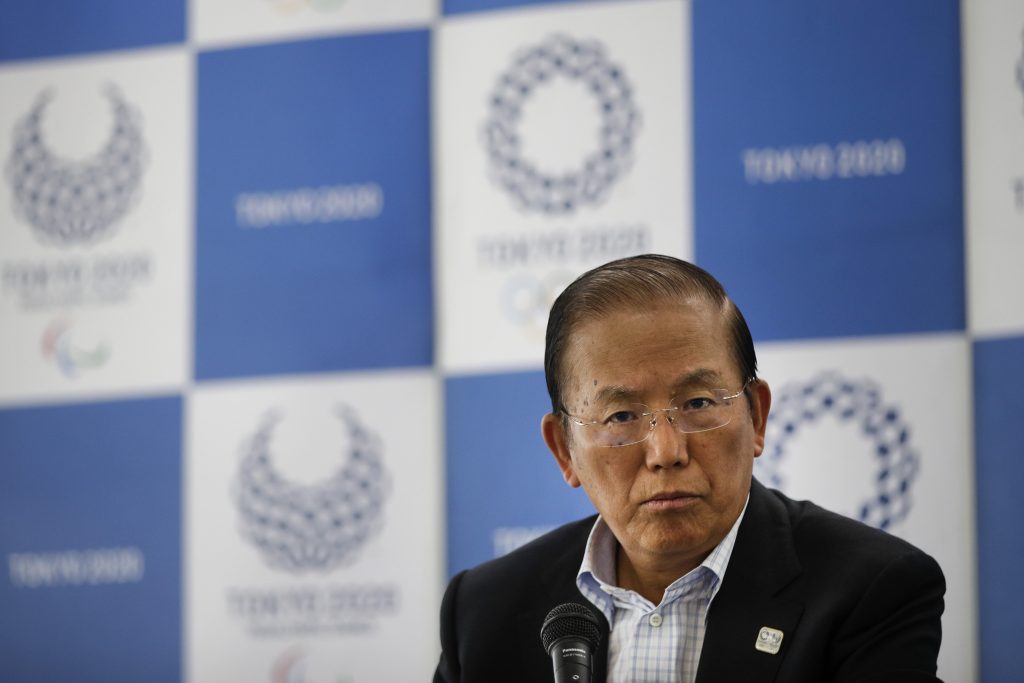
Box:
[234, 406, 390, 573]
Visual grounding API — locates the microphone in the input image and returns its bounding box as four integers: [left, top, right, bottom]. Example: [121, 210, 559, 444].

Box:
[540, 603, 602, 683]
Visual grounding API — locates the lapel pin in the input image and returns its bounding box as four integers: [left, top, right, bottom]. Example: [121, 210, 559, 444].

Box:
[755, 626, 784, 655]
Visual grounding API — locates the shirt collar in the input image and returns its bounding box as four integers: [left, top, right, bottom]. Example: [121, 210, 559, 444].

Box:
[576, 494, 750, 623]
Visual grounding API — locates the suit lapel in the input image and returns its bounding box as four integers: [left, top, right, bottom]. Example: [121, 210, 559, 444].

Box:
[695, 480, 804, 683]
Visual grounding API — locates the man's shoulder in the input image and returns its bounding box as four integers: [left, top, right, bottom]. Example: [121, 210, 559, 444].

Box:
[758, 484, 941, 576]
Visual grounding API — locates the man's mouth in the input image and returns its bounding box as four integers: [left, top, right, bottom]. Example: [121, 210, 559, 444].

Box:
[643, 491, 698, 510]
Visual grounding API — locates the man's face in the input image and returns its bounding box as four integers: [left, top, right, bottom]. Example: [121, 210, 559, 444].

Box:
[542, 300, 771, 575]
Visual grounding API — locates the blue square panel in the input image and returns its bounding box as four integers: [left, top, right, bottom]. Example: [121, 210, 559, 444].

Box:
[0, 0, 184, 62]
[694, 0, 964, 341]
[974, 336, 1024, 683]
[446, 370, 594, 576]
[0, 396, 182, 683]
[195, 30, 433, 380]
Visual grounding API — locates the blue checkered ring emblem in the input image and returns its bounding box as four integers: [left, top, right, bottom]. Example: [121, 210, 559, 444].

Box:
[5, 86, 146, 246]
[483, 34, 640, 214]
[758, 372, 919, 530]
[234, 406, 390, 572]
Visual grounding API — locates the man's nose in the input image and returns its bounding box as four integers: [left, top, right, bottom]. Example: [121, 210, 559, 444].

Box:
[645, 413, 689, 469]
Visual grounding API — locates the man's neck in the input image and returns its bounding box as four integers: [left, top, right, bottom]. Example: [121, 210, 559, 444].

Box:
[614, 545, 709, 605]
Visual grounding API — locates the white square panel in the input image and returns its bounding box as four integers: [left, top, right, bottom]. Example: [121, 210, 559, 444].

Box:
[964, 0, 1024, 337]
[185, 370, 443, 682]
[192, 0, 433, 49]
[0, 48, 191, 405]
[436, 0, 691, 374]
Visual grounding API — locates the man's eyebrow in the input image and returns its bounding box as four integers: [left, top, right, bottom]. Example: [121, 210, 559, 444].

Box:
[592, 384, 643, 405]
[670, 369, 725, 391]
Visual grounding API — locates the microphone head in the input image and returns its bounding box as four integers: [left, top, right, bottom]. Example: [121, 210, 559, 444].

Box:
[540, 603, 602, 654]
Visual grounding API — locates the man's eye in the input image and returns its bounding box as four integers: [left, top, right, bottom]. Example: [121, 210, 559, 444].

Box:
[682, 397, 716, 411]
[604, 410, 638, 425]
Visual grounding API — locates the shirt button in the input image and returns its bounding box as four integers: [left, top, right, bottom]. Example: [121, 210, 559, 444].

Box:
[648, 613, 663, 627]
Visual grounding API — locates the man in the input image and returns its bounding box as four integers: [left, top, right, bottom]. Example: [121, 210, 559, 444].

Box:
[434, 254, 944, 682]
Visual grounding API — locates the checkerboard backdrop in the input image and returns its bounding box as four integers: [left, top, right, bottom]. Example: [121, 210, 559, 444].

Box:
[0, 0, 1018, 680]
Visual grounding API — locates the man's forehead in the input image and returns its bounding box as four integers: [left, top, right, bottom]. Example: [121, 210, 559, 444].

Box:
[585, 368, 728, 403]
[556, 298, 738, 404]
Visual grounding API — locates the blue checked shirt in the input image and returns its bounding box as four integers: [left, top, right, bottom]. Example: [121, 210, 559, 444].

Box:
[576, 498, 748, 683]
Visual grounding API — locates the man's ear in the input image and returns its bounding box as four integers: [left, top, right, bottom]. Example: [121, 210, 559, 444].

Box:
[541, 413, 581, 488]
[748, 379, 772, 457]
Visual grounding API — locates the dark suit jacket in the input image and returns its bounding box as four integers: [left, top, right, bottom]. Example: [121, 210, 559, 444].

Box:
[434, 479, 945, 682]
